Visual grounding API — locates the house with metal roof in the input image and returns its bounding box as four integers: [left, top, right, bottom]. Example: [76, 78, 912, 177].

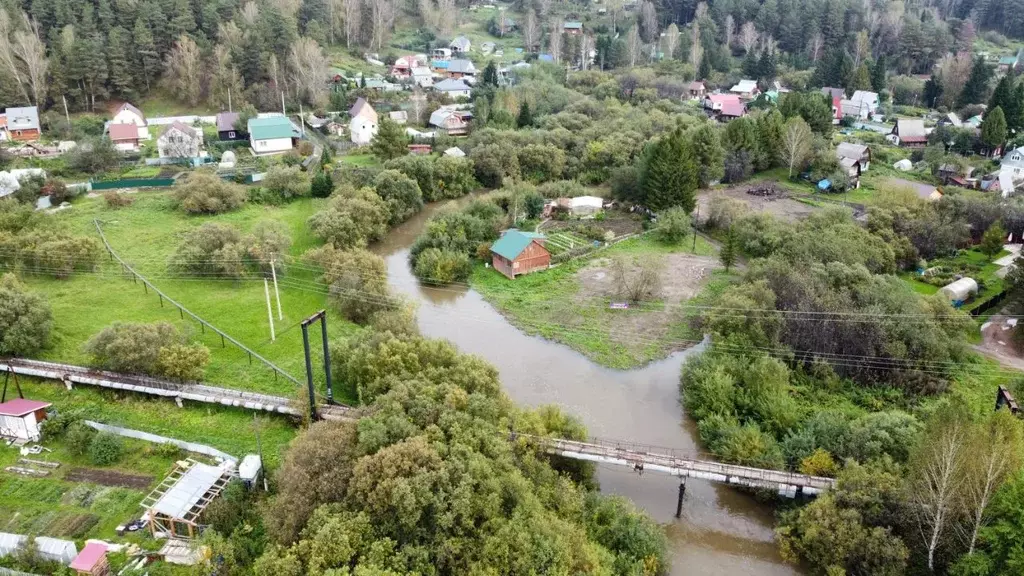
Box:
[435, 78, 473, 99]
[216, 112, 244, 141]
[490, 229, 550, 279]
[108, 122, 141, 152]
[0, 398, 51, 441]
[836, 142, 871, 171]
[3, 106, 40, 142]
[446, 59, 477, 79]
[70, 542, 109, 576]
[449, 36, 471, 54]
[888, 118, 928, 148]
[349, 97, 378, 145]
[247, 116, 294, 155]
[729, 79, 760, 99]
[112, 102, 149, 140]
[564, 21, 583, 35]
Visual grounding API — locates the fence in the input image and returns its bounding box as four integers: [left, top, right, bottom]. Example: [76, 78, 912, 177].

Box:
[93, 219, 301, 386]
[84, 421, 238, 463]
[90, 178, 175, 190]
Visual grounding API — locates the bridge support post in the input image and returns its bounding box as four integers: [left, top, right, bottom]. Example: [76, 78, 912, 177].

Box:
[675, 479, 687, 518]
[62, 377, 73, 391]
[175, 397, 183, 408]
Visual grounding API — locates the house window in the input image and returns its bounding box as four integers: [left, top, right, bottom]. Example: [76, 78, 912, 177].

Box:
[229, 131, 235, 138]
[259, 140, 266, 148]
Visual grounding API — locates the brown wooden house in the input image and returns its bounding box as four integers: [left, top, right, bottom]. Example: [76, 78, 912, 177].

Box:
[491, 229, 551, 279]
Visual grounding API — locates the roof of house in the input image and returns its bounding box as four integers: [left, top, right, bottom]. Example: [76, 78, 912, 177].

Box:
[117, 102, 144, 119]
[999, 55, 1018, 65]
[0, 399, 51, 417]
[564, 21, 583, 29]
[895, 118, 927, 141]
[247, 116, 294, 140]
[707, 93, 741, 105]
[850, 90, 879, 104]
[821, 87, 845, 100]
[730, 79, 759, 93]
[889, 177, 939, 200]
[491, 229, 547, 260]
[389, 111, 408, 121]
[349, 97, 378, 121]
[430, 108, 468, 127]
[216, 112, 240, 132]
[432, 60, 450, 69]
[159, 121, 198, 138]
[5, 106, 40, 131]
[688, 80, 705, 91]
[720, 100, 745, 117]
[837, 142, 868, 160]
[435, 78, 472, 92]
[412, 66, 432, 76]
[70, 542, 107, 571]
[448, 59, 476, 74]
[569, 195, 604, 208]
[444, 146, 466, 157]
[450, 36, 471, 50]
[942, 112, 962, 127]
[1003, 145, 1024, 161]
[108, 122, 139, 141]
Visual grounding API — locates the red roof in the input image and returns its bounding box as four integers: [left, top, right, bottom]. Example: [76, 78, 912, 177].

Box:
[707, 93, 741, 106]
[108, 122, 138, 141]
[70, 542, 107, 571]
[0, 399, 51, 417]
[833, 97, 842, 119]
[720, 100, 746, 117]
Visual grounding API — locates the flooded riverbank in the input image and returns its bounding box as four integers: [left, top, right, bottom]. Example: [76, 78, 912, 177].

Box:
[372, 200, 803, 576]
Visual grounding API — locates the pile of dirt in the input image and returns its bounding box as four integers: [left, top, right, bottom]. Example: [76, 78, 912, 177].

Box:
[66, 468, 154, 490]
[746, 184, 787, 199]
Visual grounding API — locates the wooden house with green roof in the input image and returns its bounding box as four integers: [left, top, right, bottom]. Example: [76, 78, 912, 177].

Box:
[490, 229, 550, 279]
[248, 116, 295, 155]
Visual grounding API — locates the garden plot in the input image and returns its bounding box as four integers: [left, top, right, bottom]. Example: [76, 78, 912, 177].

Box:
[544, 231, 593, 256]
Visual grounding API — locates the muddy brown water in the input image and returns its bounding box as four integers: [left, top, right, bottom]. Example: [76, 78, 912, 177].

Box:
[372, 199, 803, 576]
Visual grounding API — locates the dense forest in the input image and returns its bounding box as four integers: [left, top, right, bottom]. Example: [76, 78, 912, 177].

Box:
[1, 0, 1023, 117]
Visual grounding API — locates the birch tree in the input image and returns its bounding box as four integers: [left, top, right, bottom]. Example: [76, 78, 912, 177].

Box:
[210, 45, 244, 111]
[0, 10, 31, 104]
[343, 0, 361, 48]
[549, 21, 563, 63]
[724, 15, 735, 49]
[289, 37, 329, 106]
[853, 29, 871, 68]
[958, 409, 1023, 555]
[436, 0, 455, 35]
[522, 10, 538, 52]
[781, 117, 812, 177]
[910, 408, 969, 572]
[625, 26, 642, 67]
[538, 0, 553, 17]
[580, 34, 594, 70]
[165, 34, 202, 106]
[607, 0, 622, 33]
[12, 13, 47, 106]
[689, 23, 703, 70]
[370, 0, 397, 51]
[664, 23, 680, 60]
[739, 21, 758, 54]
[807, 32, 824, 61]
[240, 1, 260, 26]
[639, 1, 657, 42]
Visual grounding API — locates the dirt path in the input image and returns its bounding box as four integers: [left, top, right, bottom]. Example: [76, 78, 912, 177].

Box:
[975, 314, 1024, 372]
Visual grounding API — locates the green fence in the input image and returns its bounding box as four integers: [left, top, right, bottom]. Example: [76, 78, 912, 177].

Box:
[90, 178, 175, 190]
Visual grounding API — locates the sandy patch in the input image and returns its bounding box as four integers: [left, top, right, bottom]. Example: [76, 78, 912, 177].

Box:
[697, 183, 819, 223]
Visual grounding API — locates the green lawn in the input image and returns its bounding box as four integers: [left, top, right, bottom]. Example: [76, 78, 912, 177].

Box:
[339, 154, 381, 167]
[23, 192, 363, 401]
[471, 234, 719, 368]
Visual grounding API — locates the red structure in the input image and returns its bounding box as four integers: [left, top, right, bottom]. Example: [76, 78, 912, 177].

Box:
[490, 229, 551, 280]
[70, 542, 109, 576]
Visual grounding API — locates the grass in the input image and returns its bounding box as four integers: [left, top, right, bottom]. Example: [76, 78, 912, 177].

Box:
[137, 91, 220, 117]
[23, 191, 363, 401]
[471, 233, 719, 368]
[339, 154, 381, 167]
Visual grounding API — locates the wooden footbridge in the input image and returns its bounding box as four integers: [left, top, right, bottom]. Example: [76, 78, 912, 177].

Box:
[0, 358, 354, 421]
[515, 433, 835, 513]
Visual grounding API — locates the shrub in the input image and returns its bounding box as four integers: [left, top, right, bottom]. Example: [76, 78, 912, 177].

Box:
[0, 274, 52, 356]
[170, 223, 247, 278]
[175, 172, 247, 214]
[373, 169, 423, 225]
[65, 421, 97, 456]
[306, 246, 392, 324]
[310, 171, 334, 198]
[259, 165, 310, 204]
[83, 322, 183, 375]
[103, 191, 135, 208]
[413, 247, 472, 284]
[657, 206, 691, 244]
[247, 220, 292, 273]
[88, 432, 125, 466]
[41, 178, 71, 204]
[308, 186, 391, 249]
[155, 343, 210, 381]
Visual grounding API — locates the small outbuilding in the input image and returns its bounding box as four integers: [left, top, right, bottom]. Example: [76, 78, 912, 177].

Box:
[0, 398, 52, 442]
[569, 195, 605, 216]
[0, 533, 77, 564]
[491, 229, 551, 280]
[70, 542, 110, 576]
[938, 277, 979, 305]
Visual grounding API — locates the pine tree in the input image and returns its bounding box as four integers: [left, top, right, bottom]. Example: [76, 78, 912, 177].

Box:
[482, 61, 499, 87]
[758, 50, 777, 82]
[168, 0, 197, 40]
[320, 146, 332, 166]
[698, 52, 711, 81]
[870, 55, 887, 92]
[133, 18, 160, 92]
[96, 0, 114, 34]
[981, 221, 1007, 258]
[689, 123, 725, 187]
[923, 74, 943, 108]
[981, 106, 1008, 153]
[310, 171, 334, 198]
[743, 50, 759, 79]
[106, 27, 135, 99]
[720, 226, 737, 271]
[369, 117, 409, 160]
[960, 56, 994, 107]
[640, 130, 699, 212]
[848, 64, 872, 91]
[755, 109, 784, 170]
[989, 74, 1013, 114]
[1009, 83, 1024, 134]
[516, 102, 533, 128]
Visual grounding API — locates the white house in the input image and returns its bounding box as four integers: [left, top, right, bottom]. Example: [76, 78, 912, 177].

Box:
[411, 66, 434, 88]
[1002, 146, 1024, 180]
[569, 195, 604, 216]
[248, 116, 294, 155]
[450, 36, 471, 54]
[434, 78, 473, 99]
[157, 121, 204, 159]
[349, 97, 379, 145]
[729, 79, 760, 99]
[849, 90, 880, 116]
[0, 399, 51, 441]
[112, 102, 150, 140]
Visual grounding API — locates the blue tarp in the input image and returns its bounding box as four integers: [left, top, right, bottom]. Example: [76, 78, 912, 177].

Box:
[818, 179, 831, 190]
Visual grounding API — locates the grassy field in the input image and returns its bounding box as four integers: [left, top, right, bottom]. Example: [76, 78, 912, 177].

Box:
[22, 191, 363, 402]
[339, 153, 382, 167]
[471, 233, 719, 368]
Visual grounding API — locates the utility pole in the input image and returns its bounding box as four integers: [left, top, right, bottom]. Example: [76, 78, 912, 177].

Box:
[692, 203, 700, 253]
[271, 260, 283, 320]
[61, 95, 70, 125]
[228, 87, 233, 113]
[299, 103, 306, 137]
[263, 278, 276, 341]
[281, 91, 286, 115]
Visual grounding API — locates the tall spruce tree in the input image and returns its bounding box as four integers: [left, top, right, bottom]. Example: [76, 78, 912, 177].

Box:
[870, 55, 887, 92]
[960, 56, 994, 106]
[755, 109, 784, 171]
[133, 18, 160, 92]
[923, 74, 943, 108]
[640, 130, 699, 212]
[689, 123, 725, 187]
[516, 102, 533, 128]
[981, 106, 1008, 153]
[106, 27, 135, 99]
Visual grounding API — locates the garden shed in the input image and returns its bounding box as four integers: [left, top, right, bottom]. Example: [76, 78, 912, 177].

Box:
[569, 196, 604, 216]
[491, 230, 550, 280]
[938, 277, 978, 305]
[0, 398, 51, 441]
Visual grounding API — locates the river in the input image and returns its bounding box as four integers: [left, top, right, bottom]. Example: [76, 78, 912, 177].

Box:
[372, 199, 803, 576]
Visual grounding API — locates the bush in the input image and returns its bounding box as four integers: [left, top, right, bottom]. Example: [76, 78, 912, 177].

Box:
[155, 343, 210, 381]
[0, 273, 52, 356]
[310, 171, 334, 198]
[175, 172, 247, 214]
[88, 432, 125, 466]
[306, 246, 392, 324]
[170, 223, 247, 278]
[656, 206, 691, 244]
[308, 186, 390, 249]
[413, 247, 472, 284]
[84, 322, 187, 377]
[103, 191, 135, 208]
[373, 169, 423, 225]
[258, 165, 309, 204]
[65, 421, 97, 456]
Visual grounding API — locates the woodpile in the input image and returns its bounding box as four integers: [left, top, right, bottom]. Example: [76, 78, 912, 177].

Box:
[746, 184, 787, 199]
